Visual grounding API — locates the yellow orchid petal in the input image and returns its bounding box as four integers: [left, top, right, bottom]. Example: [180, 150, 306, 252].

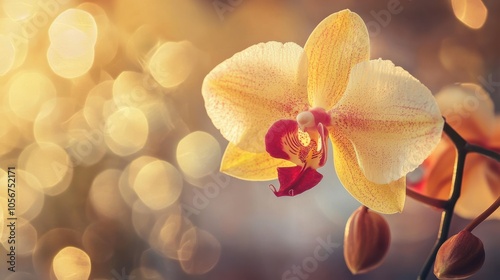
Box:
[220, 143, 293, 181]
[331, 59, 444, 185]
[202, 41, 309, 153]
[331, 132, 406, 214]
[304, 9, 370, 110]
[435, 83, 495, 143]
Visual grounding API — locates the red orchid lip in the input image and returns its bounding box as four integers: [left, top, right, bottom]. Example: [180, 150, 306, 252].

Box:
[270, 166, 323, 197]
[265, 118, 329, 197]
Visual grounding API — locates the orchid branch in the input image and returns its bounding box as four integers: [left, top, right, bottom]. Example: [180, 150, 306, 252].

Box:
[406, 188, 448, 209]
[464, 195, 500, 232]
[417, 120, 500, 280]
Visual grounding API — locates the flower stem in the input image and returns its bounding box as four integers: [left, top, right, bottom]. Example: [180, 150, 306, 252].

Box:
[466, 144, 500, 163]
[417, 147, 467, 280]
[418, 121, 468, 280]
[413, 119, 500, 279]
[464, 195, 500, 232]
[406, 188, 448, 209]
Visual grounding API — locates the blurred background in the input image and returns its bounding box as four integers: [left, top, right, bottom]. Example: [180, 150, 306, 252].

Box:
[0, 0, 499, 279]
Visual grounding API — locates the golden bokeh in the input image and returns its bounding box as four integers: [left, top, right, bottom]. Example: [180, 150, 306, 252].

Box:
[119, 156, 157, 207]
[133, 160, 183, 210]
[83, 80, 114, 129]
[65, 111, 107, 166]
[148, 41, 197, 88]
[104, 107, 149, 156]
[18, 142, 72, 195]
[112, 71, 162, 109]
[33, 228, 82, 278]
[0, 34, 15, 75]
[131, 200, 156, 240]
[0, 170, 44, 221]
[77, 2, 118, 66]
[0, 17, 28, 70]
[178, 227, 221, 275]
[451, 0, 488, 29]
[33, 98, 78, 145]
[0, 1, 498, 279]
[8, 71, 56, 121]
[47, 8, 97, 78]
[2, 0, 38, 21]
[176, 131, 221, 179]
[149, 208, 194, 260]
[52, 246, 91, 280]
[89, 169, 128, 220]
[125, 25, 159, 67]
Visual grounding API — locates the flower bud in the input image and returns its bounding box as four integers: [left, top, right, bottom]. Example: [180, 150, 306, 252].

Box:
[434, 230, 485, 279]
[344, 206, 391, 274]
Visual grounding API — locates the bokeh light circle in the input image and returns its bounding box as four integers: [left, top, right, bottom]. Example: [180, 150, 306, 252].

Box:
[104, 107, 149, 156]
[133, 160, 183, 210]
[176, 131, 221, 179]
[52, 246, 91, 280]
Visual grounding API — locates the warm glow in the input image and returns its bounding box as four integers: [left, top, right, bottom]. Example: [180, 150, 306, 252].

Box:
[0, 35, 15, 75]
[0, 170, 44, 221]
[112, 71, 162, 109]
[65, 111, 107, 166]
[52, 247, 92, 280]
[2, 0, 39, 21]
[8, 72, 56, 121]
[84, 80, 114, 129]
[119, 156, 157, 207]
[104, 107, 149, 156]
[148, 206, 194, 260]
[33, 98, 77, 145]
[133, 160, 183, 210]
[176, 131, 221, 179]
[178, 227, 221, 275]
[48, 8, 97, 78]
[89, 169, 128, 220]
[148, 41, 197, 88]
[18, 142, 72, 195]
[451, 0, 488, 29]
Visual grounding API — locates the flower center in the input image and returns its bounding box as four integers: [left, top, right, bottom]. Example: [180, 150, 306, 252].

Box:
[296, 107, 331, 131]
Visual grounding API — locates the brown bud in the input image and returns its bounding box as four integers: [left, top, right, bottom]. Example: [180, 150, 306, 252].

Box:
[344, 206, 391, 274]
[434, 230, 485, 279]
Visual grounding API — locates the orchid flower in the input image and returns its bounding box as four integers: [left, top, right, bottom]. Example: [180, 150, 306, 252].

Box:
[410, 84, 500, 219]
[202, 10, 444, 214]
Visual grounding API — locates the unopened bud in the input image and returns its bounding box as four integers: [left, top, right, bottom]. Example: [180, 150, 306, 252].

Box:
[344, 206, 391, 274]
[434, 230, 485, 279]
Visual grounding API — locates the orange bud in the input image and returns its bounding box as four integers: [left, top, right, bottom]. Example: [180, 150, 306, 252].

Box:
[344, 206, 391, 274]
[434, 230, 485, 279]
